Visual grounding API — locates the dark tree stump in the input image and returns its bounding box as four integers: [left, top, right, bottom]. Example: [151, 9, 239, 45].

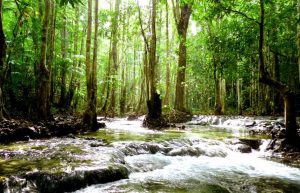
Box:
[143, 92, 168, 129]
[147, 92, 162, 119]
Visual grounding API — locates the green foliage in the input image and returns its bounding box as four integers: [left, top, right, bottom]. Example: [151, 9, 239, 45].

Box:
[1, 0, 299, 117]
[59, 0, 82, 7]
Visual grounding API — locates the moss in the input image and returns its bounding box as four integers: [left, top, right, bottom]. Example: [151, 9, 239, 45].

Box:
[80, 129, 186, 144]
[0, 143, 29, 151]
[57, 144, 85, 154]
[30, 145, 48, 151]
[0, 154, 91, 176]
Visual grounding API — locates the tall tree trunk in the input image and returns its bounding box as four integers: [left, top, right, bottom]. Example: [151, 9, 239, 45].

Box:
[214, 72, 222, 114]
[59, 8, 67, 107]
[0, 0, 8, 120]
[101, 42, 112, 114]
[135, 57, 146, 114]
[207, 21, 222, 115]
[164, 1, 171, 106]
[66, 7, 79, 109]
[73, 27, 86, 110]
[109, 0, 121, 117]
[298, 0, 300, 83]
[91, 0, 98, 120]
[221, 78, 226, 113]
[144, 0, 164, 127]
[149, 0, 157, 101]
[173, 2, 192, 112]
[237, 78, 242, 115]
[83, 0, 97, 129]
[48, 0, 56, 105]
[120, 8, 127, 115]
[120, 62, 126, 115]
[37, 0, 51, 120]
[258, 0, 299, 144]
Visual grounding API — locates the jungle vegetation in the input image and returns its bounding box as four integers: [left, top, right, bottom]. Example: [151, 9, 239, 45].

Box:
[0, 0, 299, 143]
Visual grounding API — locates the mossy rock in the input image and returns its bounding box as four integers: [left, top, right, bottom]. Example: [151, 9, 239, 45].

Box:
[85, 164, 129, 185]
[25, 164, 128, 193]
[143, 115, 169, 129]
[166, 110, 193, 123]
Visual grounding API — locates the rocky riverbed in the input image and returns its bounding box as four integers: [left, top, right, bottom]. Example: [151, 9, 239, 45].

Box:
[0, 115, 299, 192]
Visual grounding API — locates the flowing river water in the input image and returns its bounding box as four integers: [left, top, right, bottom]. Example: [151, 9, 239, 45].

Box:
[1, 116, 300, 192]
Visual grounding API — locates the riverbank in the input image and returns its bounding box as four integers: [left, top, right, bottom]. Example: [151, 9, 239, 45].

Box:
[0, 115, 105, 144]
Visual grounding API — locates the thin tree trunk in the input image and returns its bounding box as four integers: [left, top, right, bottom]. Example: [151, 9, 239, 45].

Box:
[135, 57, 145, 114]
[48, 0, 56, 104]
[0, 0, 8, 120]
[164, 1, 171, 106]
[144, 44, 150, 100]
[110, 0, 121, 117]
[237, 78, 242, 115]
[221, 78, 226, 113]
[207, 21, 222, 115]
[37, 0, 51, 120]
[66, 7, 79, 109]
[59, 8, 67, 107]
[73, 26, 86, 110]
[101, 42, 112, 114]
[120, 8, 127, 115]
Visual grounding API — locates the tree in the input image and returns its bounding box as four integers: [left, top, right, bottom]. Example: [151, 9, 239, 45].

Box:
[109, 0, 121, 117]
[164, 1, 171, 107]
[0, 0, 8, 120]
[143, 0, 166, 127]
[83, 0, 98, 130]
[207, 20, 223, 115]
[48, 0, 56, 105]
[258, 0, 299, 145]
[37, 0, 51, 120]
[172, 0, 193, 112]
[58, 7, 68, 107]
[298, 0, 300, 83]
[66, 7, 79, 109]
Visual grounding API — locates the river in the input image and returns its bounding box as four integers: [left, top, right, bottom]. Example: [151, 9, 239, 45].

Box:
[1, 116, 300, 192]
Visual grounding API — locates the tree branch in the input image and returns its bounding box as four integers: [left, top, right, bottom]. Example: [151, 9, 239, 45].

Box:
[171, 0, 179, 27]
[136, 1, 149, 52]
[219, 4, 260, 25]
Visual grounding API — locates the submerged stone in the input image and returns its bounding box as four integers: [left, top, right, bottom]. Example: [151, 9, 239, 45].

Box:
[239, 139, 262, 150]
[238, 144, 252, 153]
[167, 146, 200, 157]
